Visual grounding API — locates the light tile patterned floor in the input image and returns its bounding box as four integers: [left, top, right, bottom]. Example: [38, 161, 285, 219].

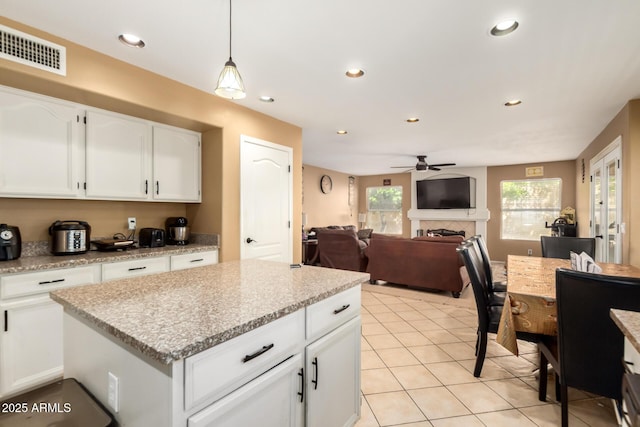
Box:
[356, 289, 620, 427]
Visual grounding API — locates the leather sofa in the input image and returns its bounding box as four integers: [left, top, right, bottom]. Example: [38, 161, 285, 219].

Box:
[365, 233, 466, 297]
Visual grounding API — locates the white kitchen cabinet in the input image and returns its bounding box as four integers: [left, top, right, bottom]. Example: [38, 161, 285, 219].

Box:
[0, 265, 101, 398]
[187, 354, 304, 427]
[153, 126, 201, 202]
[85, 109, 152, 200]
[0, 296, 63, 397]
[0, 86, 84, 198]
[305, 317, 361, 427]
[102, 256, 170, 282]
[170, 250, 218, 271]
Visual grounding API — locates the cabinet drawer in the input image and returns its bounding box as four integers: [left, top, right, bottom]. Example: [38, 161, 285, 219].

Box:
[171, 250, 218, 271]
[624, 337, 640, 374]
[101, 256, 169, 282]
[306, 285, 360, 342]
[0, 265, 100, 300]
[184, 310, 304, 411]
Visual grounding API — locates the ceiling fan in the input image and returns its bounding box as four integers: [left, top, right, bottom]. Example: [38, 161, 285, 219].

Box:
[391, 155, 456, 172]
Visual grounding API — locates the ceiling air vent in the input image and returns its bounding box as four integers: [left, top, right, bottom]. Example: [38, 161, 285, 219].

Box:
[0, 24, 66, 76]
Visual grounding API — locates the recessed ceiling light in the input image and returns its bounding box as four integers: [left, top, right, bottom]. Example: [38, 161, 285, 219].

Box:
[504, 99, 522, 106]
[406, 118, 420, 123]
[337, 130, 348, 135]
[259, 96, 275, 103]
[118, 33, 146, 48]
[345, 68, 365, 78]
[490, 20, 519, 36]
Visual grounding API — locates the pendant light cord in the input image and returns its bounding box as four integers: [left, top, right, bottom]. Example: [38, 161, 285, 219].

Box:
[228, 0, 232, 60]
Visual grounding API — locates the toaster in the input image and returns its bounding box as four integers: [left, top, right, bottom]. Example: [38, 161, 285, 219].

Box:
[139, 228, 165, 248]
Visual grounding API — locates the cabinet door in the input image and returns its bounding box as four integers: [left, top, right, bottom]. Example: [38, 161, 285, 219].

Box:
[187, 354, 303, 427]
[85, 110, 151, 200]
[306, 317, 361, 427]
[152, 126, 201, 202]
[0, 87, 83, 198]
[0, 296, 63, 397]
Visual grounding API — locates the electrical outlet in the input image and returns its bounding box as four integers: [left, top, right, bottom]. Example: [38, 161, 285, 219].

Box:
[527, 249, 533, 256]
[108, 372, 119, 413]
[127, 217, 136, 230]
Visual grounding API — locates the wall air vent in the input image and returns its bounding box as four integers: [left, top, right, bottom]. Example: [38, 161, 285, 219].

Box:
[0, 24, 66, 76]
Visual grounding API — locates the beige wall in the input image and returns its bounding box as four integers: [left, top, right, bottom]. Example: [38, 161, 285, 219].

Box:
[0, 17, 303, 262]
[302, 165, 358, 228]
[486, 160, 576, 262]
[357, 173, 412, 238]
[574, 100, 640, 266]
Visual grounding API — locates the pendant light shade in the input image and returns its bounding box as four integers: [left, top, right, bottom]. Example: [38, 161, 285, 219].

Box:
[215, 0, 246, 99]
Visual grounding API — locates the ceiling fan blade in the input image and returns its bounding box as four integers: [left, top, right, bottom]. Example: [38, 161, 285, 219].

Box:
[428, 163, 456, 167]
[428, 166, 441, 171]
[390, 166, 415, 168]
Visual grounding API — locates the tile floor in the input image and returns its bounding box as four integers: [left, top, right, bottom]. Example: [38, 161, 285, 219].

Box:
[355, 288, 620, 427]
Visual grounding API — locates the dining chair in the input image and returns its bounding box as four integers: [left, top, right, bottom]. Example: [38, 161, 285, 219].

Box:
[540, 236, 596, 259]
[469, 235, 507, 293]
[538, 268, 640, 427]
[457, 242, 539, 377]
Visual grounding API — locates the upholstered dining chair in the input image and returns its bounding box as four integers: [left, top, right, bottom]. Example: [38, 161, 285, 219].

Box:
[538, 268, 640, 427]
[540, 236, 596, 259]
[457, 242, 539, 377]
[469, 235, 507, 293]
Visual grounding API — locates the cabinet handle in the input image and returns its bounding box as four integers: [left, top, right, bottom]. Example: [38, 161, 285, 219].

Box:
[190, 258, 204, 263]
[38, 278, 65, 285]
[333, 304, 350, 315]
[242, 343, 274, 363]
[4, 310, 7, 332]
[312, 357, 319, 390]
[297, 368, 304, 403]
[128, 266, 147, 272]
[624, 359, 635, 373]
[156, 181, 160, 195]
[145, 180, 149, 195]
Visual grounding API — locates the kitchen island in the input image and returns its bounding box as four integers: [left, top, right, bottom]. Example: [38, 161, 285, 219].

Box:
[51, 259, 367, 427]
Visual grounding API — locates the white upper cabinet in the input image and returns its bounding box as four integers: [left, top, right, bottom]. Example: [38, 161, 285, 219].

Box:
[152, 125, 201, 202]
[85, 110, 152, 200]
[0, 87, 84, 198]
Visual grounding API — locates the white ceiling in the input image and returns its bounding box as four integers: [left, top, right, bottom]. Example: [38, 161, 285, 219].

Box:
[2, 0, 640, 176]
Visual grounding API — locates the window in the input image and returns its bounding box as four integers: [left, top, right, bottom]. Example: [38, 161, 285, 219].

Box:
[501, 178, 562, 241]
[366, 186, 403, 234]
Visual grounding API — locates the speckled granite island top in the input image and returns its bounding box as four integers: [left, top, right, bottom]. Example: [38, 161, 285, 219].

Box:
[611, 309, 640, 353]
[0, 244, 216, 275]
[51, 260, 368, 365]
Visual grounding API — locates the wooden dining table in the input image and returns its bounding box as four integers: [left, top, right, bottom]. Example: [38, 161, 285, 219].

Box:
[496, 255, 640, 355]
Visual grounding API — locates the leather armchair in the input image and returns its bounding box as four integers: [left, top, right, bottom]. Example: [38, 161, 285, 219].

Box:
[317, 229, 368, 272]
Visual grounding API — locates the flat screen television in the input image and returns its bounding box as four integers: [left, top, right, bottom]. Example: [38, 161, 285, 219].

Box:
[416, 177, 476, 209]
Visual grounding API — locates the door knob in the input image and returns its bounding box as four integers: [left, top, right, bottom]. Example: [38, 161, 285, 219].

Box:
[246, 237, 257, 244]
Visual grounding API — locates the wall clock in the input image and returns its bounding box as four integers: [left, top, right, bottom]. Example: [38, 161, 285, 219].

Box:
[320, 174, 333, 194]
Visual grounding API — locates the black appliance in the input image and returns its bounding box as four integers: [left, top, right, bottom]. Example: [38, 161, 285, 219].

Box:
[49, 220, 91, 255]
[545, 218, 577, 237]
[165, 217, 190, 245]
[0, 224, 21, 261]
[139, 228, 166, 248]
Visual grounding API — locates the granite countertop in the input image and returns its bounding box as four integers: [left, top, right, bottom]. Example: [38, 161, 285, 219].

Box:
[611, 309, 640, 353]
[0, 244, 217, 275]
[51, 260, 368, 364]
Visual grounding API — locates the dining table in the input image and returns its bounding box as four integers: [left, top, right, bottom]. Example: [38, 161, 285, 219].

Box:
[496, 254, 640, 355]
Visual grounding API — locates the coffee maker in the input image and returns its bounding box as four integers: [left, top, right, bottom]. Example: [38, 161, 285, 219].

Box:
[0, 223, 22, 261]
[165, 217, 190, 245]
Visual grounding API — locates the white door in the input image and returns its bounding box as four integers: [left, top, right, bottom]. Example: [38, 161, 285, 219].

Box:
[590, 138, 622, 263]
[240, 135, 292, 262]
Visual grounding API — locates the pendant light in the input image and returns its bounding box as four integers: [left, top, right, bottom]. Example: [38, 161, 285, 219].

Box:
[214, 0, 246, 99]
